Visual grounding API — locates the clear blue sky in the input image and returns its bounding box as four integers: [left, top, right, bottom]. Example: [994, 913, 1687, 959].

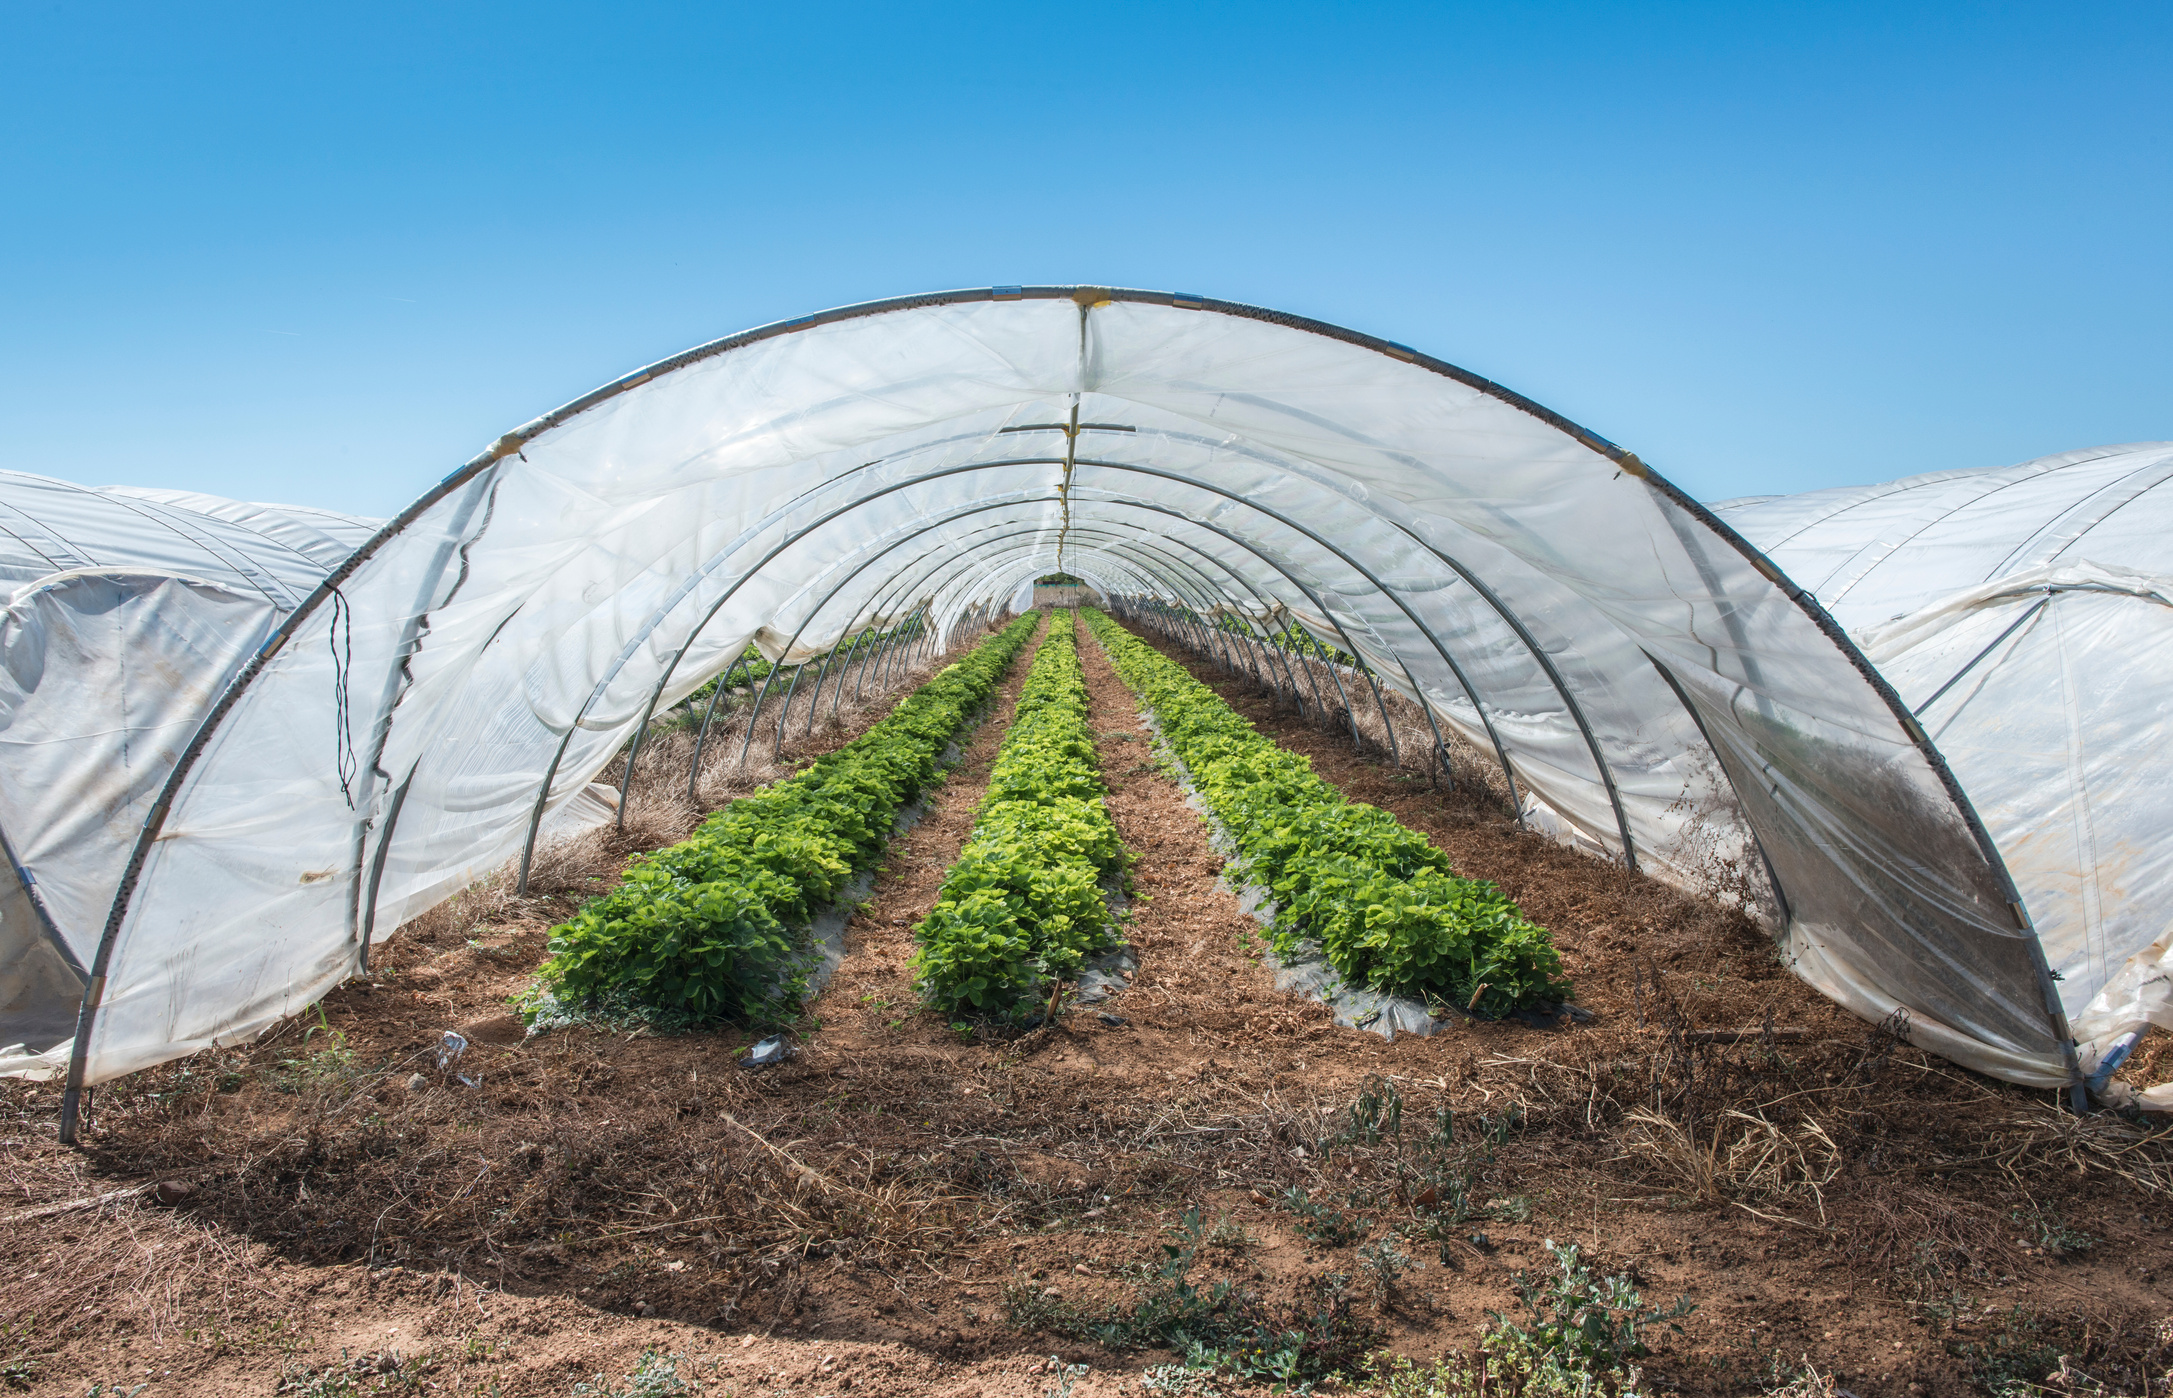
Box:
[4, 2, 2166, 518]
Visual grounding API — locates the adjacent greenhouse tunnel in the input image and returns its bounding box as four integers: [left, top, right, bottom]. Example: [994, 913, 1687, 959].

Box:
[0, 474, 380, 1074]
[1715, 443, 2173, 1111]
[9, 286, 2161, 1141]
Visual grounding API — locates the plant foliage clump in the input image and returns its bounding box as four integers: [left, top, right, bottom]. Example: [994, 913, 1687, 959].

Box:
[533, 613, 1040, 1024]
[1362, 1240, 1690, 1398]
[914, 617, 1127, 1016]
[1083, 608, 1568, 1015]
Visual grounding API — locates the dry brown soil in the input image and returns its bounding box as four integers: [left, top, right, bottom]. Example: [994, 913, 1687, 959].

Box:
[1, 612, 2168, 1398]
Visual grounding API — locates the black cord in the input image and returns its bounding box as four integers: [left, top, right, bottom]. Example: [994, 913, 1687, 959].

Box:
[330, 587, 357, 809]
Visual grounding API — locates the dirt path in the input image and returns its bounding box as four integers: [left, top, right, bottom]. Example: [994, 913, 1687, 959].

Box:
[816, 611, 1054, 1044]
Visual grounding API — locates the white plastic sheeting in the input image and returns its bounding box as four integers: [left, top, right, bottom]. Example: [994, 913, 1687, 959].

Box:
[0, 472, 376, 599]
[0, 472, 384, 1075]
[1714, 443, 2173, 1101]
[19, 289, 2095, 1132]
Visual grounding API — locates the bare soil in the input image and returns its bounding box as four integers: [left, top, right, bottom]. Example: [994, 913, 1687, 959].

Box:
[2, 613, 2169, 1398]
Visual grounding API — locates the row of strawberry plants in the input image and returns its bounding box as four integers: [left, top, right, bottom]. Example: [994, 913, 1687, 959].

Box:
[534, 612, 1043, 1025]
[913, 616, 1126, 1019]
[1082, 608, 1569, 1015]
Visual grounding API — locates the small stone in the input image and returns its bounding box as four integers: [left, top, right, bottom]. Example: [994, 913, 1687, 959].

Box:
[152, 1180, 193, 1206]
[1073, 1264, 1091, 1275]
[405, 1073, 428, 1092]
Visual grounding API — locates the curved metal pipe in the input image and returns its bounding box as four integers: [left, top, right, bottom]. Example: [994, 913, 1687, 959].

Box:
[683, 514, 1250, 796]
[726, 518, 1178, 764]
[1071, 462, 1514, 802]
[939, 516, 1313, 718]
[1391, 533, 1638, 868]
[715, 497, 1359, 786]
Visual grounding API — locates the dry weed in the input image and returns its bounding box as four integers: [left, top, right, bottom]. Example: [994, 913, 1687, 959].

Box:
[1997, 1104, 2173, 1194]
[1619, 1106, 1839, 1220]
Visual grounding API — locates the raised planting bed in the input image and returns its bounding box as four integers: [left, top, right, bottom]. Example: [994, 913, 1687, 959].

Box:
[531, 612, 1042, 1026]
[914, 615, 1130, 1020]
[1084, 607, 1570, 1021]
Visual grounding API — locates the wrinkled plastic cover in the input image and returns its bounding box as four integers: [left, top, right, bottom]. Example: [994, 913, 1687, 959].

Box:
[0, 571, 277, 1077]
[58, 290, 2072, 1089]
[0, 467, 385, 1075]
[1716, 444, 2173, 1076]
[0, 470, 378, 603]
[0, 476, 612, 1076]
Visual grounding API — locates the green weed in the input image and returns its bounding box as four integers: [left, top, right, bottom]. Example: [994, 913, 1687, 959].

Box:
[1002, 1207, 1376, 1391]
[570, 1348, 703, 1397]
[1362, 1240, 1684, 1398]
[1363, 1332, 1649, 1398]
[0, 1315, 37, 1392]
[1496, 1241, 1694, 1371]
[274, 1347, 439, 1396]
[1202, 1210, 1258, 1251]
[2011, 1205, 2096, 1257]
[267, 1006, 360, 1093]
[1337, 1076, 1522, 1235]
[1277, 1185, 1371, 1247]
[1357, 1234, 1421, 1305]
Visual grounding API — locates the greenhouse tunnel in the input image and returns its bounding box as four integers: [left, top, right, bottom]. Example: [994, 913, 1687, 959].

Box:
[3, 286, 2159, 1141]
[0, 475, 379, 1070]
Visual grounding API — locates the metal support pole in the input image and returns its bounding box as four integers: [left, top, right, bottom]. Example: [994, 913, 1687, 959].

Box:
[612, 645, 684, 830]
[735, 652, 792, 766]
[357, 763, 421, 970]
[1390, 528, 1641, 868]
[771, 653, 811, 761]
[685, 655, 747, 802]
[1281, 629, 1330, 720]
[827, 626, 873, 719]
[855, 621, 895, 700]
[803, 625, 856, 735]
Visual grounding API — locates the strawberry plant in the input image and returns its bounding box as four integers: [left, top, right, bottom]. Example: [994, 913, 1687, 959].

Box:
[533, 612, 1041, 1025]
[914, 617, 1128, 1017]
[1083, 608, 1569, 1015]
